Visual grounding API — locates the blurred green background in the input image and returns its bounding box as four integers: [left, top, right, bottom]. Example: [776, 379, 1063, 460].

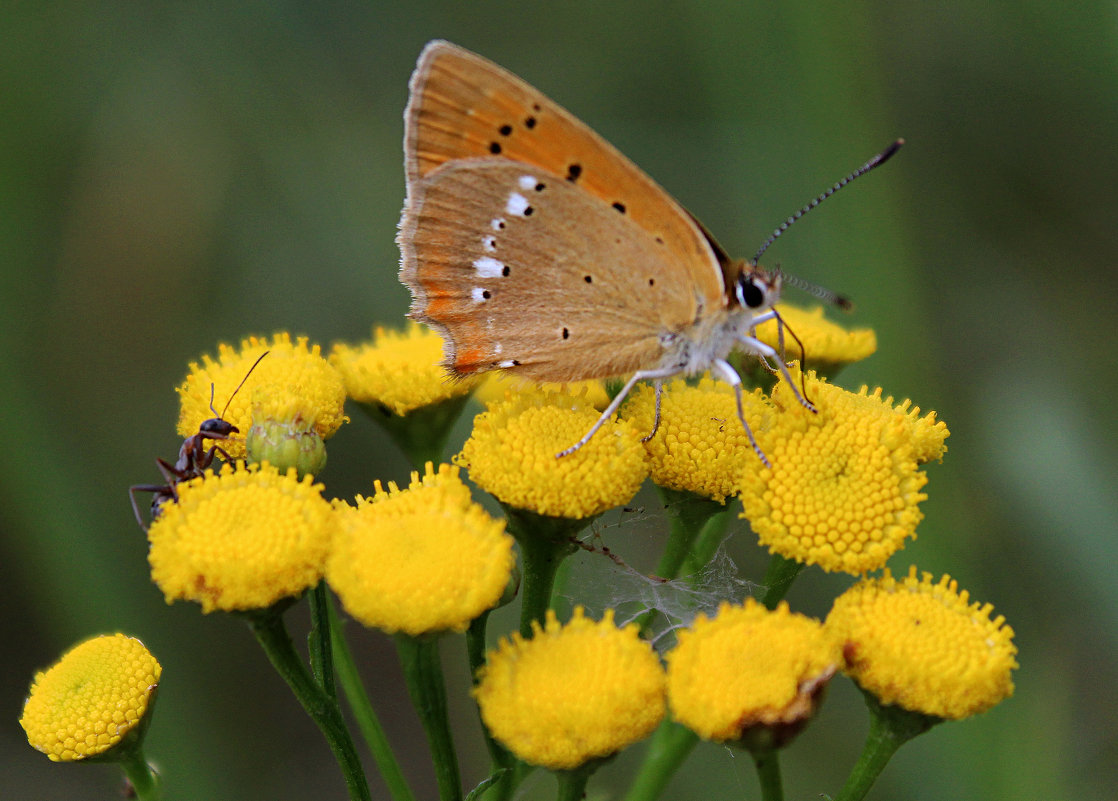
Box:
[3, 2, 1115, 799]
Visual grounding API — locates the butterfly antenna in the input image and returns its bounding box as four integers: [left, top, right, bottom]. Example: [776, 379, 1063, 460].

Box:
[782, 273, 854, 311]
[215, 351, 270, 419]
[753, 139, 904, 265]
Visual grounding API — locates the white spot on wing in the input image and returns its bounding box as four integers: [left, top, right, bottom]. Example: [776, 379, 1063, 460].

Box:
[490, 218, 506, 231]
[506, 192, 530, 216]
[471, 287, 488, 303]
[494, 343, 503, 354]
[473, 257, 504, 278]
[518, 174, 537, 190]
[482, 235, 497, 252]
[497, 359, 516, 368]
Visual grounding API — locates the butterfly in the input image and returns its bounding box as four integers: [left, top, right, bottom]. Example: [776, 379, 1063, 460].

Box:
[397, 40, 900, 463]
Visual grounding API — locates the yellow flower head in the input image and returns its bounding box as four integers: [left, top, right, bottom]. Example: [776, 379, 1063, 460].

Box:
[474, 373, 611, 411]
[148, 462, 335, 612]
[177, 333, 348, 460]
[329, 323, 480, 416]
[21, 634, 161, 762]
[739, 368, 949, 574]
[328, 464, 514, 636]
[622, 377, 770, 503]
[755, 304, 877, 370]
[474, 608, 666, 770]
[456, 390, 648, 520]
[826, 567, 1017, 720]
[666, 600, 840, 743]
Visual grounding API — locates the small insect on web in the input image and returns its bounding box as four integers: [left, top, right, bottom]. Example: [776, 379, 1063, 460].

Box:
[129, 352, 268, 531]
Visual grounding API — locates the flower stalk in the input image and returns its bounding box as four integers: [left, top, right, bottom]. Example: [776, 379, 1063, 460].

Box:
[250, 607, 371, 801]
[395, 634, 462, 801]
[833, 691, 940, 801]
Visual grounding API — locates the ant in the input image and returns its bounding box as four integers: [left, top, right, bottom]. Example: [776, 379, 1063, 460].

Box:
[130, 352, 268, 531]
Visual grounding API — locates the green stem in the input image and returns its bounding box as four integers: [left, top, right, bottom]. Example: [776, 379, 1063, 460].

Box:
[751, 748, 783, 801]
[359, 394, 474, 470]
[555, 764, 596, 801]
[251, 610, 371, 801]
[622, 720, 699, 801]
[833, 691, 941, 801]
[327, 596, 418, 801]
[395, 634, 462, 801]
[680, 501, 737, 577]
[655, 488, 725, 579]
[467, 613, 517, 783]
[308, 581, 336, 699]
[759, 554, 805, 608]
[502, 506, 583, 638]
[118, 744, 162, 801]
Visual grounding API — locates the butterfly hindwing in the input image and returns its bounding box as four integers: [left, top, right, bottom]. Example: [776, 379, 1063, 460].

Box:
[400, 159, 706, 381]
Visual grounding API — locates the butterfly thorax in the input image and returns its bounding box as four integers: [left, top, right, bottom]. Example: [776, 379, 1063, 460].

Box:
[652, 260, 781, 377]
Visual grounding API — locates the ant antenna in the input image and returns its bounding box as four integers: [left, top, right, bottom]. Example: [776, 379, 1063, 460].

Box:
[211, 351, 270, 419]
[753, 139, 904, 265]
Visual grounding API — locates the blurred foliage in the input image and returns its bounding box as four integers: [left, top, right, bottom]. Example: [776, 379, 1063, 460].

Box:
[2, 2, 1115, 800]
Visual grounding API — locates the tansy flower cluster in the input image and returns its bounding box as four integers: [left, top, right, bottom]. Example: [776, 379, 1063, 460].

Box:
[474, 608, 666, 770]
[21, 634, 161, 762]
[738, 367, 948, 574]
[457, 388, 648, 520]
[328, 463, 514, 635]
[24, 314, 1016, 801]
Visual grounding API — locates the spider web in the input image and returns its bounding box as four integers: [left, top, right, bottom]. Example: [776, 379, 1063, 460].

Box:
[560, 528, 761, 653]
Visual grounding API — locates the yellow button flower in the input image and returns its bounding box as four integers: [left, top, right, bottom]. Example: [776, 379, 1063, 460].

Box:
[328, 464, 514, 636]
[623, 377, 770, 503]
[148, 463, 335, 612]
[329, 323, 480, 415]
[739, 368, 949, 574]
[177, 333, 348, 460]
[666, 600, 839, 743]
[474, 372, 611, 411]
[754, 303, 877, 371]
[828, 567, 1017, 719]
[456, 390, 648, 519]
[21, 634, 161, 762]
[474, 608, 666, 770]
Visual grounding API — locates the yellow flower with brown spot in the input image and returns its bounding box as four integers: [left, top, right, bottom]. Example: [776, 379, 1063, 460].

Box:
[148, 462, 334, 612]
[177, 333, 347, 460]
[826, 567, 1017, 720]
[329, 323, 480, 415]
[666, 600, 839, 744]
[755, 304, 877, 372]
[739, 368, 949, 574]
[21, 634, 161, 762]
[328, 464, 514, 636]
[456, 390, 648, 519]
[623, 377, 769, 503]
[474, 608, 666, 770]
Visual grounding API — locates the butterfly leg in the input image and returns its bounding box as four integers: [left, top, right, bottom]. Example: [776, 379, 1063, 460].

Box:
[736, 335, 816, 413]
[640, 381, 664, 443]
[711, 359, 771, 468]
[556, 367, 680, 458]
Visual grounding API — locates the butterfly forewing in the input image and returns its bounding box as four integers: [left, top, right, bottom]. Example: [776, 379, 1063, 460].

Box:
[400, 159, 704, 381]
[402, 40, 726, 309]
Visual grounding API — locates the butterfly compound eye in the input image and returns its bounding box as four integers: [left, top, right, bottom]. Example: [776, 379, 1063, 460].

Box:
[736, 274, 769, 309]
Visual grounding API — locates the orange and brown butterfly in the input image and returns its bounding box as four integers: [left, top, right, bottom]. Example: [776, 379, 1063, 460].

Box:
[397, 40, 899, 461]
